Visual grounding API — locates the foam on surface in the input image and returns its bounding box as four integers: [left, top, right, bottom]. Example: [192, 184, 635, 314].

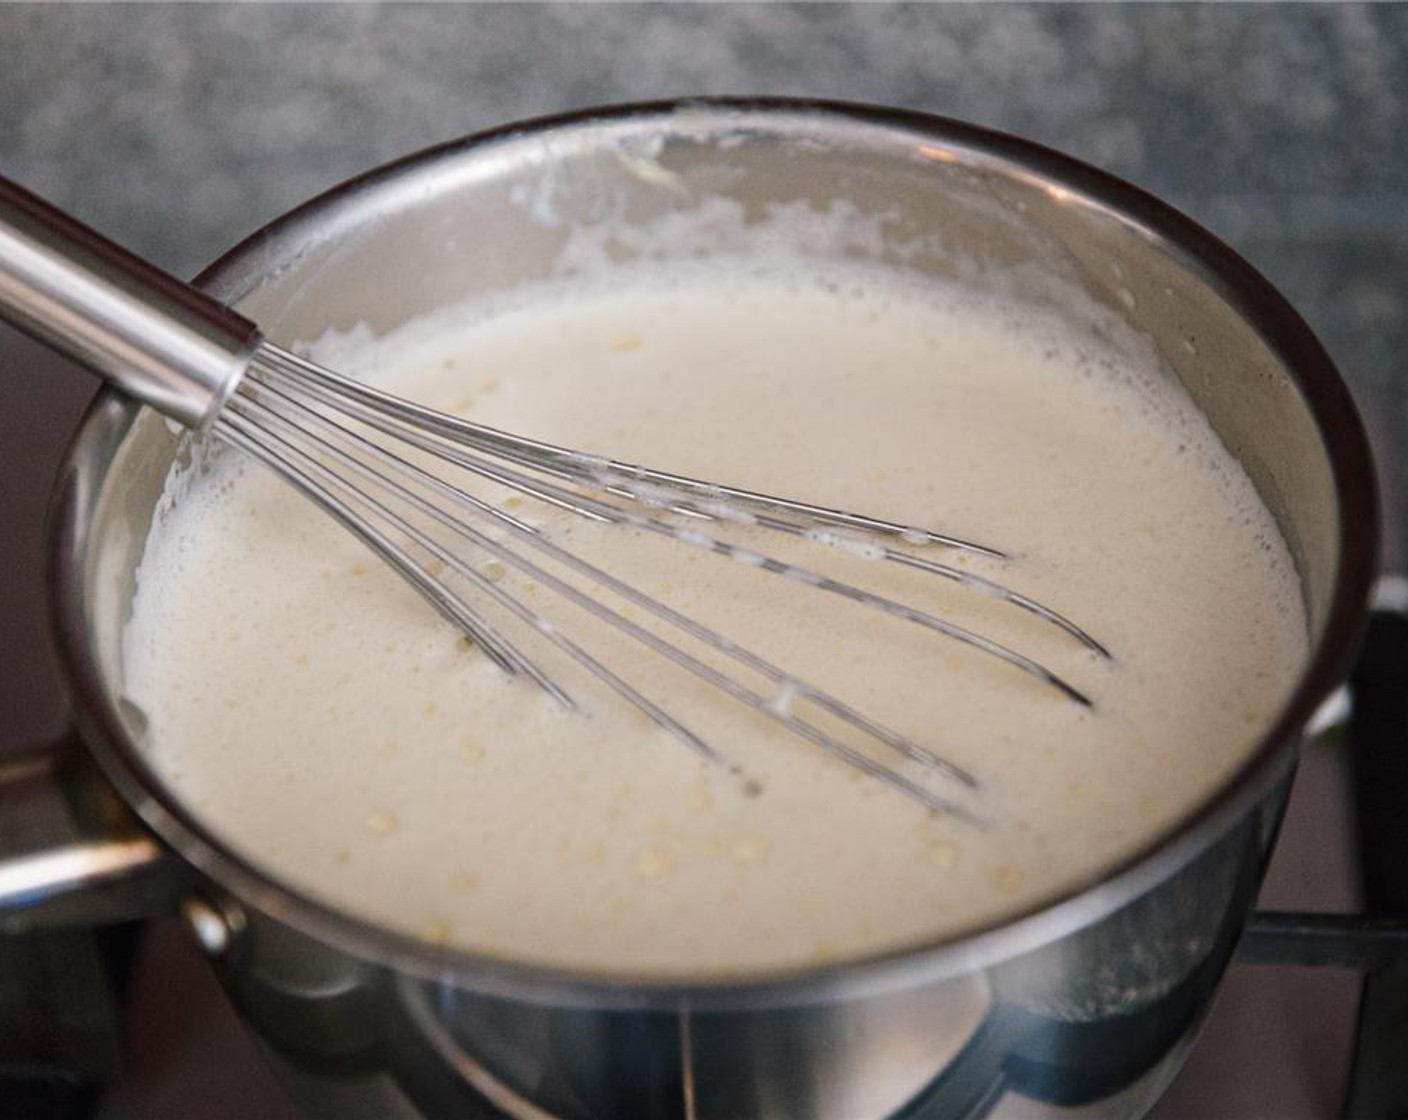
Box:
[122, 265, 1306, 976]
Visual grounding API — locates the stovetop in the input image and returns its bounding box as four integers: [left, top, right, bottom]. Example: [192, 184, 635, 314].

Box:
[2, 7, 1407, 1119]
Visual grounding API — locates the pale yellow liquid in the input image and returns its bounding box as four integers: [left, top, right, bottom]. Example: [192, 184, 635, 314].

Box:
[123, 268, 1306, 976]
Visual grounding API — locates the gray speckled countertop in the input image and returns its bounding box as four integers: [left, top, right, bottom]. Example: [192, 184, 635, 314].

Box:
[0, 4, 1403, 1119]
[4, 2, 1404, 555]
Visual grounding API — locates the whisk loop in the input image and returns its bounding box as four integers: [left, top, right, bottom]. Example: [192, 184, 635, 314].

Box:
[211, 344, 1109, 821]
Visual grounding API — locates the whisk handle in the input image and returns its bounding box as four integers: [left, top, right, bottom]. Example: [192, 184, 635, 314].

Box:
[0, 174, 259, 429]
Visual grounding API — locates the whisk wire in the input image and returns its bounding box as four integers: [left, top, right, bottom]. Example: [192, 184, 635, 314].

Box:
[259, 348, 1098, 706]
[212, 341, 1109, 820]
[264, 348, 1007, 558]
[220, 394, 736, 766]
[225, 359, 987, 814]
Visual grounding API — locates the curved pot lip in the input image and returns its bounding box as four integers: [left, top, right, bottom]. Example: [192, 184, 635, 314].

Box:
[49, 97, 1380, 1011]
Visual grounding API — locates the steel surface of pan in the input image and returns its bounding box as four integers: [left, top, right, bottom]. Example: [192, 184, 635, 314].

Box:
[0, 100, 1379, 1120]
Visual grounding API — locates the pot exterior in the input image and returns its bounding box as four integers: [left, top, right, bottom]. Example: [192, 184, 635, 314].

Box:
[43, 103, 1377, 1119]
[210, 786, 1286, 1119]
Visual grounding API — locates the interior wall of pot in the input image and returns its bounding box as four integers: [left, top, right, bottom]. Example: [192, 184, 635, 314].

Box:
[207, 109, 1341, 645]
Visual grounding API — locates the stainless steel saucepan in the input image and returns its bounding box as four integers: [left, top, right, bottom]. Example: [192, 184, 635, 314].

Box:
[0, 100, 1379, 1119]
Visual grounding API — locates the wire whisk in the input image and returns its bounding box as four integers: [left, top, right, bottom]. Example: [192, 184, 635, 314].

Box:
[0, 173, 1109, 822]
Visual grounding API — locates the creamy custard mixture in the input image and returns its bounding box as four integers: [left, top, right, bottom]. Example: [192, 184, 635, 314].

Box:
[122, 263, 1306, 976]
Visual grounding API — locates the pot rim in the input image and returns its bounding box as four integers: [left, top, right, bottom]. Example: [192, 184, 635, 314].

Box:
[48, 97, 1380, 1011]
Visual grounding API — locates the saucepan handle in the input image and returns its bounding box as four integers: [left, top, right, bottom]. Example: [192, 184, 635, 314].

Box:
[0, 727, 179, 933]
